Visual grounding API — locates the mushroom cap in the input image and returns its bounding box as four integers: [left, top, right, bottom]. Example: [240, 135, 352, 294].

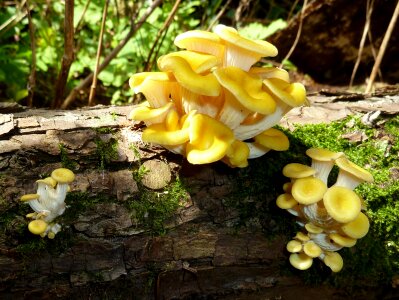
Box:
[323, 252, 344, 272]
[186, 114, 235, 165]
[306, 148, 344, 162]
[249, 67, 290, 82]
[225, 140, 250, 168]
[286, 240, 302, 253]
[51, 168, 75, 184]
[305, 222, 324, 234]
[159, 51, 221, 73]
[340, 212, 370, 239]
[28, 219, 48, 235]
[291, 177, 328, 205]
[213, 24, 278, 57]
[329, 233, 357, 247]
[263, 79, 306, 107]
[129, 102, 174, 122]
[276, 193, 298, 209]
[174, 30, 224, 57]
[282, 182, 293, 193]
[323, 186, 361, 223]
[335, 157, 374, 183]
[303, 241, 323, 258]
[282, 163, 316, 179]
[213, 66, 276, 115]
[20, 194, 40, 202]
[158, 55, 221, 96]
[295, 231, 310, 242]
[254, 128, 289, 151]
[36, 177, 57, 188]
[289, 253, 313, 270]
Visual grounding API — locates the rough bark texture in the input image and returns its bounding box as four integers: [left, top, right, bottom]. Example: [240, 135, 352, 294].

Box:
[269, 0, 399, 85]
[0, 97, 398, 299]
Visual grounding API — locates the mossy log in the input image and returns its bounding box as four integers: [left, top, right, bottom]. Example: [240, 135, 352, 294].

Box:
[0, 96, 398, 299]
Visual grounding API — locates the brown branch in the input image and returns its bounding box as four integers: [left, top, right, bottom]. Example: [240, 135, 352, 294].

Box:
[349, 0, 374, 88]
[206, 0, 232, 31]
[144, 0, 181, 71]
[61, 0, 163, 109]
[365, 0, 399, 93]
[26, 0, 36, 108]
[88, 0, 110, 106]
[53, 0, 75, 108]
[367, 29, 383, 82]
[280, 0, 308, 67]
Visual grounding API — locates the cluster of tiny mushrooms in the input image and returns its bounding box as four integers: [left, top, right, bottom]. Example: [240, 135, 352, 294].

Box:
[18, 25, 374, 274]
[277, 148, 374, 272]
[20, 168, 75, 239]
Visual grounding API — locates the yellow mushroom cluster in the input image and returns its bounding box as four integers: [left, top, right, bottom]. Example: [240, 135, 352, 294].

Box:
[129, 24, 307, 167]
[276, 148, 374, 272]
[20, 168, 75, 239]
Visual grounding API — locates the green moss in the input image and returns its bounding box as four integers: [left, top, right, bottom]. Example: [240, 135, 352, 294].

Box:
[126, 177, 187, 235]
[59, 143, 78, 170]
[95, 137, 119, 169]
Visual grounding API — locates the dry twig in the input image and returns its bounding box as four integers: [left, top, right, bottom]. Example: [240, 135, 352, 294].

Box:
[61, 0, 163, 109]
[349, 0, 374, 88]
[88, 0, 109, 106]
[26, 0, 36, 108]
[207, 0, 232, 31]
[280, 0, 308, 67]
[53, 0, 75, 108]
[365, 0, 399, 93]
[144, 0, 181, 71]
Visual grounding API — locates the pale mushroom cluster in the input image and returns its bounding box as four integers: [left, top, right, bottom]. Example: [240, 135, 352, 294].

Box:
[20, 168, 75, 239]
[129, 24, 307, 167]
[276, 148, 374, 272]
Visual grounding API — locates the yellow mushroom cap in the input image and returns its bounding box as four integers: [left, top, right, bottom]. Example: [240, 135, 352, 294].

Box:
[282, 163, 316, 179]
[159, 51, 220, 73]
[129, 102, 174, 123]
[51, 168, 75, 184]
[303, 241, 323, 258]
[20, 194, 40, 202]
[158, 55, 221, 97]
[186, 114, 235, 164]
[174, 30, 224, 57]
[335, 157, 374, 187]
[305, 223, 324, 234]
[295, 232, 310, 242]
[249, 67, 290, 82]
[289, 253, 313, 270]
[282, 182, 293, 193]
[329, 233, 357, 247]
[213, 24, 278, 70]
[323, 186, 361, 223]
[225, 140, 250, 168]
[253, 128, 289, 151]
[340, 212, 370, 239]
[263, 79, 306, 107]
[286, 240, 302, 253]
[306, 148, 344, 161]
[291, 177, 328, 205]
[141, 111, 192, 146]
[213, 66, 277, 115]
[276, 193, 298, 209]
[323, 252, 344, 272]
[36, 177, 57, 188]
[28, 219, 48, 235]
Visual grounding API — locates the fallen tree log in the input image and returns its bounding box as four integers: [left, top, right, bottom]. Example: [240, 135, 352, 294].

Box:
[0, 97, 398, 299]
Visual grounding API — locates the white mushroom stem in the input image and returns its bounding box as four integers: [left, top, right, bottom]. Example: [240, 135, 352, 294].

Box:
[311, 160, 335, 185]
[302, 203, 336, 228]
[26, 199, 47, 214]
[216, 90, 250, 129]
[234, 101, 288, 141]
[309, 233, 343, 252]
[246, 142, 271, 159]
[334, 170, 364, 190]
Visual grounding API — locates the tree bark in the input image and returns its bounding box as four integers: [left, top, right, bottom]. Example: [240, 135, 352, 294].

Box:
[0, 96, 398, 299]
